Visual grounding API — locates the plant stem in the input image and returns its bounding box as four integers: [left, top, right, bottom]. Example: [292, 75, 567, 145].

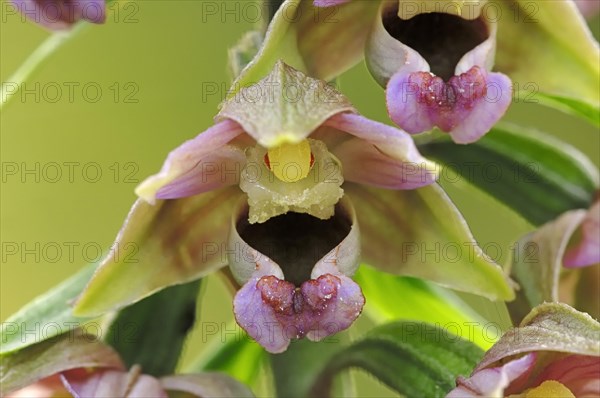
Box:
[0, 22, 88, 112]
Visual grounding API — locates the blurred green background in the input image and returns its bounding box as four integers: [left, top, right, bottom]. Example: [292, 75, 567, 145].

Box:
[1, 0, 599, 394]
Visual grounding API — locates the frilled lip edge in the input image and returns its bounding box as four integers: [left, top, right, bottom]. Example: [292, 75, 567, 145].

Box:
[367, 1, 512, 143]
[230, 196, 365, 353]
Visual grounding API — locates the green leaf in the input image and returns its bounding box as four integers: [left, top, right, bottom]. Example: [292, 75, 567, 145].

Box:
[0, 263, 97, 355]
[535, 92, 600, 127]
[310, 322, 484, 398]
[419, 123, 599, 226]
[494, 0, 600, 110]
[346, 183, 515, 301]
[74, 187, 240, 317]
[0, 331, 123, 395]
[105, 280, 201, 377]
[355, 266, 497, 350]
[230, 0, 380, 93]
[184, 328, 266, 388]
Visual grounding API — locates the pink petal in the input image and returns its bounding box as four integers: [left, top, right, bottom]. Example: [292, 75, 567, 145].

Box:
[574, 0, 600, 18]
[564, 201, 600, 267]
[61, 369, 167, 398]
[6, 375, 68, 398]
[135, 120, 246, 204]
[233, 258, 364, 353]
[12, 0, 105, 30]
[534, 355, 600, 397]
[313, 0, 350, 7]
[322, 113, 438, 189]
[447, 353, 536, 397]
[386, 67, 512, 144]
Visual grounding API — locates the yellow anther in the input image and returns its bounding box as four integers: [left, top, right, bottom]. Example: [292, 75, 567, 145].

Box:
[265, 139, 313, 183]
[525, 380, 575, 398]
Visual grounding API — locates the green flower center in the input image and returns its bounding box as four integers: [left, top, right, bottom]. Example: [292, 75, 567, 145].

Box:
[240, 139, 344, 224]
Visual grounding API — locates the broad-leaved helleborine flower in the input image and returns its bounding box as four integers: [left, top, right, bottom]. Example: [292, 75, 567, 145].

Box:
[509, 198, 600, 321]
[364, 0, 512, 144]
[11, 0, 106, 30]
[307, 0, 599, 139]
[447, 303, 600, 397]
[74, 61, 513, 353]
[3, 331, 253, 398]
[87, 60, 435, 353]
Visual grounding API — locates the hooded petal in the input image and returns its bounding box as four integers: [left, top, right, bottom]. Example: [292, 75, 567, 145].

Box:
[367, 1, 511, 142]
[345, 183, 514, 300]
[74, 187, 242, 317]
[217, 60, 355, 148]
[564, 201, 600, 267]
[160, 373, 254, 398]
[447, 353, 536, 398]
[135, 119, 246, 204]
[322, 113, 439, 188]
[12, 0, 105, 30]
[230, 197, 364, 353]
[61, 368, 167, 398]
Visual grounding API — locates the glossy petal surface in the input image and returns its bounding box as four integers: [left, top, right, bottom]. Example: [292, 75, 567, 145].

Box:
[386, 67, 512, 143]
[233, 260, 364, 353]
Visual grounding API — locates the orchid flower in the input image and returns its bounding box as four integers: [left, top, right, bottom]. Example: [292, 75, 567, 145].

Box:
[3, 331, 253, 398]
[446, 303, 600, 397]
[364, 0, 512, 144]
[508, 198, 600, 321]
[279, 0, 598, 142]
[11, 0, 106, 30]
[73, 61, 513, 353]
[564, 200, 600, 268]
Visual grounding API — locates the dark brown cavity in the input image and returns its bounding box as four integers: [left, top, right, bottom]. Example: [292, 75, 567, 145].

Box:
[382, 6, 488, 81]
[236, 204, 351, 286]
